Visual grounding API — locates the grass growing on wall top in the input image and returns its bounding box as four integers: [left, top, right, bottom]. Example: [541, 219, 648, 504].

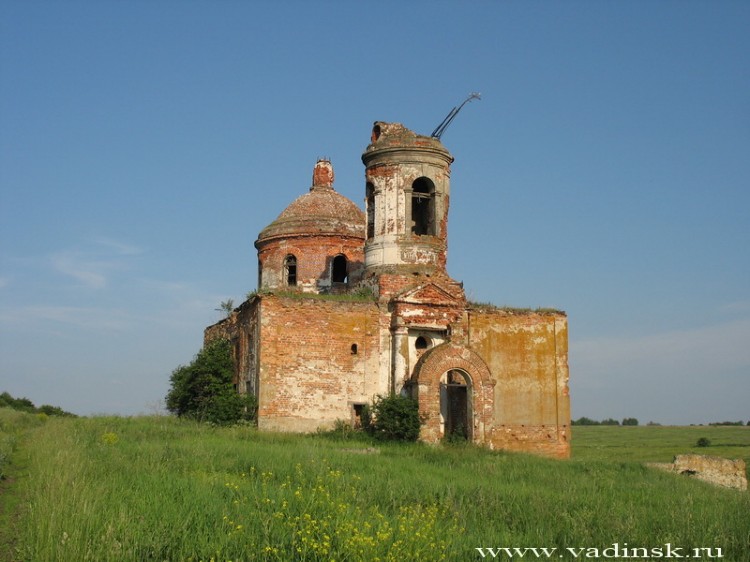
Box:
[4, 414, 750, 561]
[258, 287, 377, 303]
[466, 303, 566, 315]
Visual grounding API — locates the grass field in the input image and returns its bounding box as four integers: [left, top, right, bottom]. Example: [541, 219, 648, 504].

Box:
[572, 424, 750, 466]
[1, 410, 748, 561]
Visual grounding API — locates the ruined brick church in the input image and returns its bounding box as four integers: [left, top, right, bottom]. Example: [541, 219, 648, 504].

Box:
[205, 121, 570, 458]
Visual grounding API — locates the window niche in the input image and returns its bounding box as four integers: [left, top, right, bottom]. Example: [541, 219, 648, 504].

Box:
[351, 402, 368, 428]
[284, 255, 297, 286]
[332, 254, 348, 284]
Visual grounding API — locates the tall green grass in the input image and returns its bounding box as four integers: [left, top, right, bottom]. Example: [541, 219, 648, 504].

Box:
[6, 415, 750, 561]
[0, 408, 45, 480]
[0, 408, 47, 561]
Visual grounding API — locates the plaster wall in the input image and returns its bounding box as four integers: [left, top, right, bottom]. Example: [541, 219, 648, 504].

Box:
[467, 309, 570, 458]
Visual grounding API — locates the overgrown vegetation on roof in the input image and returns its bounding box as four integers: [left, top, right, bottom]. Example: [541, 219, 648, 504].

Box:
[263, 286, 377, 303]
[466, 302, 565, 315]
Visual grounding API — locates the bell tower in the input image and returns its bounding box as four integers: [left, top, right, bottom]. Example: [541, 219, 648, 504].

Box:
[362, 122, 454, 276]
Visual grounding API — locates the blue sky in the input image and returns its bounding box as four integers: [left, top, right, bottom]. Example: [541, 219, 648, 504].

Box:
[1, 1, 748, 424]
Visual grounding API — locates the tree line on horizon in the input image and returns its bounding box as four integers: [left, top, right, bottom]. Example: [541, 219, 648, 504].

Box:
[572, 417, 640, 426]
[572, 416, 749, 426]
[0, 391, 76, 417]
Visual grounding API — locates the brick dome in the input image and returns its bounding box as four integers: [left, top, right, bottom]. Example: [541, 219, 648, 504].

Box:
[256, 160, 365, 244]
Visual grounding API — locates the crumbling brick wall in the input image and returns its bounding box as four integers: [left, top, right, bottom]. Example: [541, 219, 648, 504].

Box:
[204, 298, 260, 394]
[256, 295, 380, 432]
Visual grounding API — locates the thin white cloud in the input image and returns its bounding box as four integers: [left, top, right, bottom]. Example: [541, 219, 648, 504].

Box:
[94, 237, 144, 256]
[572, 318, 750, 379]
[50, 252, 109, 288]
[569, 317, 750, 424]
[139, 291, 231, 330]
[48, 237, 144, 289]
[720, 300, 750, 314]
[0, 305, 133, 331]
[136, 278, 191, 293]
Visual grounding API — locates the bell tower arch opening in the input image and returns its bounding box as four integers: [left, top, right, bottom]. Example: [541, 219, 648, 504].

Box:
[361, 121, 454, 275]
[366, 182, 375, 239]
[411, 177, 436, 236]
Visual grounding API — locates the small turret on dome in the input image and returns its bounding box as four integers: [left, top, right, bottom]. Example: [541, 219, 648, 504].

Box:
[311, 158, 335, 190]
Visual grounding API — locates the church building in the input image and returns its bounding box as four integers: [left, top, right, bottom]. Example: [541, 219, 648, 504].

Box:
[205, 121, 570, 458]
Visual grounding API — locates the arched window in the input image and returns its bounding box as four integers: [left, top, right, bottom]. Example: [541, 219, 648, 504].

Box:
[332, 254, 348, 284]
[415, 336, 429, 350]
[411, 177, 435, 236]
[284, 255, 297, 286]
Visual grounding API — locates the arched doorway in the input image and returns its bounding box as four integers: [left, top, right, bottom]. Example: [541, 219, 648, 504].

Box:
[440, 369, 472, 441]
[409, 342, 494, 444]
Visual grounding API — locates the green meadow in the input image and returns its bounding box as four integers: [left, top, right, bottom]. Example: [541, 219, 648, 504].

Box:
[1, 410, 748, 562]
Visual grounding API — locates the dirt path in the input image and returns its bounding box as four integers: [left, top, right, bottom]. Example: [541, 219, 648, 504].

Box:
[0, 439, 31, 562]
[0, 478, 18, 560]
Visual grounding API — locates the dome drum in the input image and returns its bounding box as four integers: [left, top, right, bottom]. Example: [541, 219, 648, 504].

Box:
[255, 159, 366, 293]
